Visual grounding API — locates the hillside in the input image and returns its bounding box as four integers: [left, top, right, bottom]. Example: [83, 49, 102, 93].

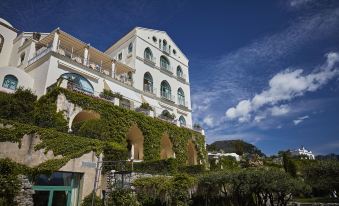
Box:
[207, 140, 265, 157]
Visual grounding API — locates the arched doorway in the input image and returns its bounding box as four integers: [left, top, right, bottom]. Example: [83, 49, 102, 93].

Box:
[187, 139, 198, 165]
[126, 124, 144, 161]
[70, 110, 100, 132]
[160, 133, 174, 159]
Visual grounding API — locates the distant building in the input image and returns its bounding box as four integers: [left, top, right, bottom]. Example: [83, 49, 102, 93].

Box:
[291, 146, 315, 160]
[208, 152, 241, 161]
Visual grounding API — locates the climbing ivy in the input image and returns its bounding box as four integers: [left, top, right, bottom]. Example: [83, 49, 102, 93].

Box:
[44, 87, 207, 165]
[0, 86, 207, 172]
[0, 119, 127, 173]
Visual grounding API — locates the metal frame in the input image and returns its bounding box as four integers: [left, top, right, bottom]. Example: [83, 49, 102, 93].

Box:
[91, 160, 134, 206]
[32, 176, 75, 206]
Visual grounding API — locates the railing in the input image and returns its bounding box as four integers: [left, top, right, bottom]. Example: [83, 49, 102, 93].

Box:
[160, 64, 173, 73]
[158, 115, 177, 125]
[160, 92, 175, 102]
[177, 73, 187, 82]
[178, 99, 189, 108]
[114, 73, 133, 86]
[143, 56, 156, 65]
[143, 84, 156, 95]
[58, 46, 84, 64]
[28, 46, 52, 65]
[161, 45, 171, 54]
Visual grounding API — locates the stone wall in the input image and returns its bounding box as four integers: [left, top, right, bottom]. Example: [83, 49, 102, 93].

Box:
[14, 175, 34, 206]
[0, 134, 62, 167]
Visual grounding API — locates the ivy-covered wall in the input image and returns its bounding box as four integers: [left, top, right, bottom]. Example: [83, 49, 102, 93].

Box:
[47, 87, 207, 165]
[0, 87, 207, 171]
[0, 119, 127, 174]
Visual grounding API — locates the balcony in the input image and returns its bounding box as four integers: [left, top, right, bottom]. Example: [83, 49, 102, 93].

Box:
[161, 45, 171, 55]
[160, 91, 175, 102]
[178, 100, 189, 108]
[160, 64, 173, 74]
[177, 73, 187, 83]
[114, 73, 133, 87]
[28, 46, 52, 65]
[143, 56, 156, 67]
[143, 84, 156, 95]
[38, 30, 113, 77]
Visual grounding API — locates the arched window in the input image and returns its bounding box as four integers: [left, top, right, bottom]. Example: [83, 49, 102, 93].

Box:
[143, 72, 153, 93]
[61, 73, 94, 94]
[144, 48, 153, 61]
[177, 88, 185, 106]
[160, 80, 171, 100]
[2, 75, 18, 90]
[128, 42, 133, 53]
[177, 66, 183, 78]
[160, 56, 170, 70]
[0, 34, 4, 53]
[179, 116, 186, 126]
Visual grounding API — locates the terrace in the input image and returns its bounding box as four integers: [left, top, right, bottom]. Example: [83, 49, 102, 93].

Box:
[28, 29, 134, 87]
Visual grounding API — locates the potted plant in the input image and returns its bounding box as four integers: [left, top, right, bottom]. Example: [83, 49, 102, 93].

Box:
[136, 103, 154, 116]
[161, 110, 176, 121]
[100, 89, 123, 101]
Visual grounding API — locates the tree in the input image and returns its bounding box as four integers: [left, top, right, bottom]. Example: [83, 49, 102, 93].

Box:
[282, 152, 297, 177]
[302, 160, 339, 197]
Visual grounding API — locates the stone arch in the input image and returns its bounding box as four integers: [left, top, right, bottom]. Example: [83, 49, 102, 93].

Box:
[160, 133, 174, 159]
[69, 110, 100, 131]
[187, 139, 198, 165]
[126, 124, 144, 161]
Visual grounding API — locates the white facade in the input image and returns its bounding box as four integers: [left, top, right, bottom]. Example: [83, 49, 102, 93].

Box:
[291, 146, 315, 160]
[0, 19, 195, 129]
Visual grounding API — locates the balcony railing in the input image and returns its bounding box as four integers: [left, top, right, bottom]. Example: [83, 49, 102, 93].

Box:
[178, 100, 189, 108]
[160, 64, 173, 74]
[114, 73, 133, 86]
[177, 73, 187, 82]
[161, 45, 171, 54]
[28, 46, 52, 65]
[158, 115, 177, 125]
[161, 92, 175, 102]
[143, 84, 156, 95]
[143, 56, 156, 66]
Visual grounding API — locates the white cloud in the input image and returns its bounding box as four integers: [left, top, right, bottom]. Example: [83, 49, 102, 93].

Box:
[270, 105, 290, 116]
[192, 7, 339, 129]
[203, 115, 214, 127]
[293, 115, 309, 125]
[225, 52, 339, 123]
[289, 0, 314, 8]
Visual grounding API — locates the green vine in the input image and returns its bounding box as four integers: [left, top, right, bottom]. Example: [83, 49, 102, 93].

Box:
[0, 119, 127, 173]
[45, 87, 207, 165]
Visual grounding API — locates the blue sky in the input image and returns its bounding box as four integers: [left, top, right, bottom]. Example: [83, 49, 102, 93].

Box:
[1, 0, 339, 155]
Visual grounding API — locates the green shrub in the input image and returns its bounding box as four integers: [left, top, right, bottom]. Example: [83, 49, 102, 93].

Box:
[81, 192, 103, 206]
[106, 188, 140, 206]
[0, 88, 37, 123]
[133, 158, 179, 174]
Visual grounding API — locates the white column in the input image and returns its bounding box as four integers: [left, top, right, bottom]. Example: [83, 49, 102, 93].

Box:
[52, 31, 59, 52]
[130, 144, 135, 160]
[83, 46, 89, 66]
[111, 61, 116, 78]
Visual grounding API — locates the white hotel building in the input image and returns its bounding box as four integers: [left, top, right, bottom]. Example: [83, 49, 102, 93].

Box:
[0, 18, 195, 129]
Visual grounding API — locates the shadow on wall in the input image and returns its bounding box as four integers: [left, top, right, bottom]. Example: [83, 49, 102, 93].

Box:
[187, 139, 198, 165]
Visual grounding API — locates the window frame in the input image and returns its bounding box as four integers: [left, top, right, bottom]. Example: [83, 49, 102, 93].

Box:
[2, 74, 18, 90]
